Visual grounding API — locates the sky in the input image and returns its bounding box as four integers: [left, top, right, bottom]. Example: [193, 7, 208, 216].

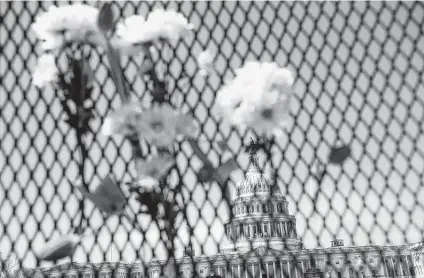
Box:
[0, 0, 423, 269]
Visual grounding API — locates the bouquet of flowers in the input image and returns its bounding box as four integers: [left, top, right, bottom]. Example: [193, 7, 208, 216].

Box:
[30, 2, 297, 276]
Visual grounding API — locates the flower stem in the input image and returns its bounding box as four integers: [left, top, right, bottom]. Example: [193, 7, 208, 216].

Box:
[76, 128, 88, 232]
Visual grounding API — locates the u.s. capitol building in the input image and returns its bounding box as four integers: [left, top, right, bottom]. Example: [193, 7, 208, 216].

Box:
[35, 145, 424, 278]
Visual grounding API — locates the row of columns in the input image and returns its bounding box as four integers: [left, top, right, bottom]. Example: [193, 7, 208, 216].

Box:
[226, 221, 297, 241]
[228, 260, 309, 278]
[383, 255, 414, 277]
[233, 203, 289, 216]
[220, 254, 419, 278]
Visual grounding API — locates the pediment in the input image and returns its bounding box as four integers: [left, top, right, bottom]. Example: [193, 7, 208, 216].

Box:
[242, 246, 285, 259]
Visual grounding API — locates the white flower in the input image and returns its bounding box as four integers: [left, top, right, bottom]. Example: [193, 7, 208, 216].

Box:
[114, 9, 194, 54]
[145, 9, 194, 42]
[197, 49, 215, 76]
[215, 61, 294, 137]
[32, 53, 58, 88]
[31, 4, 104, 51]
[100, 102, 143, 136]
[113, 15, 152, 55]
[138, 104, 194, 147]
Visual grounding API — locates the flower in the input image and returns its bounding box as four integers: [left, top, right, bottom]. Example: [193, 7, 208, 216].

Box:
[31, 4, 104, 51]
[197, 49, 215, 76]
[114, 9, 194, 54]
[137, 104, 195, 147]
[215, 61, 295, 137]
[32, 53, 58, 88]
[145, 9, 194, 42]
[113, 15, 151, 56]
[100, 102, 143, 136]
[36, 234, 80, 261]
[76, 176, 127, 216]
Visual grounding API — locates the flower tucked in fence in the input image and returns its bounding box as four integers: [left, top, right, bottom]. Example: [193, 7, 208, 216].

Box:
[115, 9, 193, 54]
[137, 104, 197, 147]
[31, 3, 194, 55]
[31, 4, 103, 51]
[76, 176, 127, 216]
[28, 1, 297, 266]
[101, 102, 144, 136]
[32, 53, 58, 88]
[216, 61, 294, 137]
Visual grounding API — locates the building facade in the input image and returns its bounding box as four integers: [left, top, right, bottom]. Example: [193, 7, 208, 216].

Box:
[35, 141, 424, 278]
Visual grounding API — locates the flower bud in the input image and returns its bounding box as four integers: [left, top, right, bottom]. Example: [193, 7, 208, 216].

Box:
[97, 3, 115, 33]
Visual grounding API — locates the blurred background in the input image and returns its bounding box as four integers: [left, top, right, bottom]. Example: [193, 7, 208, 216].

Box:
[0, 0, 423, 269]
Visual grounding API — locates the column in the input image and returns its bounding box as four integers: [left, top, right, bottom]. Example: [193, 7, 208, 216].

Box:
[301, 261, 305, 274]
[267, 263, 270, 278]
[273, 262, 277, 278]
[252, 264, 255, 278]
[390, 257, 395, 277]
[383, 257, 388, 277]
[238, 264, 241, 278]
[405, 255, 410, 276]
[398, 257, 404, 276]
[288, 262, 291, 278]
[295, 263, 299, 278]
[260, 265, 263, 277]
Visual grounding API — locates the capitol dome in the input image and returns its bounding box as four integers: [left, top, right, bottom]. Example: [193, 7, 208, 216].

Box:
[232, 142, 285, 202]
[221, 138, 302, 254]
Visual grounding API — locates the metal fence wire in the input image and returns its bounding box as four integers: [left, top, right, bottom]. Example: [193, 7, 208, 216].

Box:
[1, 0, 424, 277]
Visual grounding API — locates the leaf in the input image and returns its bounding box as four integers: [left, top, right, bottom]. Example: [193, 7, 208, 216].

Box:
[214, 158, 238, 183]
[197, 165, 215, 183]
[328, 145, 351, 165]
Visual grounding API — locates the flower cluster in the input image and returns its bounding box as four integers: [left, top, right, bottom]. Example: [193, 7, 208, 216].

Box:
[115, 9, 194, 55]
[31, 4, 103, 51]
[216, 61, 295, 137]
[101, 103, 197, 147]
[30, 2, 297, 265]
[31, 4, 194, 56]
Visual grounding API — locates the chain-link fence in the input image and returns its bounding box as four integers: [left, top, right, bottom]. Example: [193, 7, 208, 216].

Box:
[1, 0, 423, 274]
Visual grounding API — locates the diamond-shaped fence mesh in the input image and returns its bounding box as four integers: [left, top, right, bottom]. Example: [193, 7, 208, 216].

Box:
[1, 0, 424, 276]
